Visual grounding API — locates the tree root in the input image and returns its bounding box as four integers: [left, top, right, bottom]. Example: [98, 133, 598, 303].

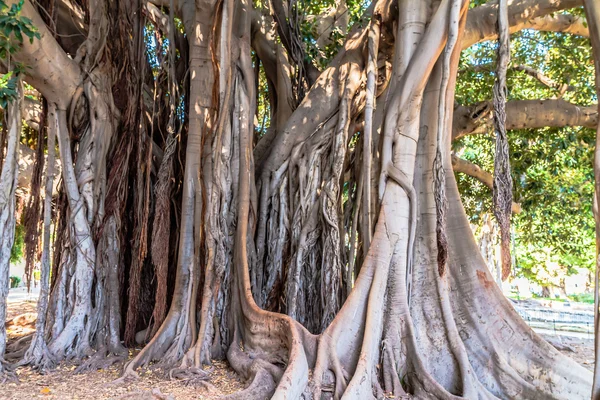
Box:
[0, 358, 17, 383]
[5, 334, 33, 362]
[222, 341, 280, 400]
[74, 348, 126, 374]
[169, 366, 213, 389]
[21, 334, 57, 373]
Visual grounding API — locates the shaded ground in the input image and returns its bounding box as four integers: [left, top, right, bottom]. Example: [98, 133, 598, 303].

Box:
[2, 299, 244, 400]
[1, 294, 595, 398]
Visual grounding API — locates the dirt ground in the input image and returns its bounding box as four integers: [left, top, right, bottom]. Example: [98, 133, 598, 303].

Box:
[540, 333, 595, 372]
[2, 301, 244, 399]
[1, 301, 595, 399]
[1, 361, 243, 400]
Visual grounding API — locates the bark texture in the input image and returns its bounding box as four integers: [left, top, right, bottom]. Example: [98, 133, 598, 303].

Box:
[0, 80, 21, 379]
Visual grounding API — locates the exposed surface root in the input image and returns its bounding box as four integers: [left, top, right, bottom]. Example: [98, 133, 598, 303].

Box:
[222, 342, 280, 400]
[0, 358, 17, 383]
[74, 348, 126, 374]
[168, 365, 214, 390]
[21, 334, 57, 372]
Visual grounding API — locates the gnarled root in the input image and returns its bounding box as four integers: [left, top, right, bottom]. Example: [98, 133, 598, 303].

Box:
[169, 367, 216, 393]
[0, 358, 17, 383]
[21, 333, 56, 373]
[5, 334, 33, 362]
[222, 339, 280, 400]
[74, 346, 126, 374]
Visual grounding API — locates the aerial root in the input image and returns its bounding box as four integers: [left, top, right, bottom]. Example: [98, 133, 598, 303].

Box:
[310, 334, 352, 400]
[381, 343, 407, 397]
[74, 349, 126, 374]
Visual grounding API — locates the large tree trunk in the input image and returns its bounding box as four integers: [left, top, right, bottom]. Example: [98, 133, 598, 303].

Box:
[123, 0, 592, 398]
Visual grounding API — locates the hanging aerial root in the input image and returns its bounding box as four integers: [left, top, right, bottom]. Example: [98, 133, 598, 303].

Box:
[433, 0, 465, 277]
[23, 98, 45, 291]
[492, 0, 513, 281]
[22, 102, 58, 374]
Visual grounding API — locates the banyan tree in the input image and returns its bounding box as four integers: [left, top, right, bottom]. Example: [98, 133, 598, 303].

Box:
[0, 0, 598, 398]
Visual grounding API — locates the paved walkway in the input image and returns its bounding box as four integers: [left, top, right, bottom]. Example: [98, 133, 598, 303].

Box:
[7, 286, 40, 303]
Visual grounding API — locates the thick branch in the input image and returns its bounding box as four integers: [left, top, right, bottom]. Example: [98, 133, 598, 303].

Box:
[6, 0, 81, 109]
[451, 155, 521, 214]
[453, 99, 598, 139]
[463, 0, 586, 49]
[463, 63, 571, 94]
[526, 13, 588, 37]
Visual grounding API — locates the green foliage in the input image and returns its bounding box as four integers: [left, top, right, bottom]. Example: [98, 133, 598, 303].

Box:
[0, 0, 39, 56]
[455, 18, 597, 286]
[568, 293, 594, 304]
[9, 275, 20, 288]
[293, 0, 367, 70]
[0, 0, 40, 107]
[10, 223, 24, 263]
[0, 70, 17, 108]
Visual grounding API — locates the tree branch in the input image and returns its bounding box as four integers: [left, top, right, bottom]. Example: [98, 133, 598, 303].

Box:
[453, 99, 598, 139]
[513, 64, 571, 95]
[5, 0, 82, 109]
[463, 0, 586, 49]
[451, 155, 521, 214]
[526, 13, 588, 37]
[461, 63, 572, 94]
